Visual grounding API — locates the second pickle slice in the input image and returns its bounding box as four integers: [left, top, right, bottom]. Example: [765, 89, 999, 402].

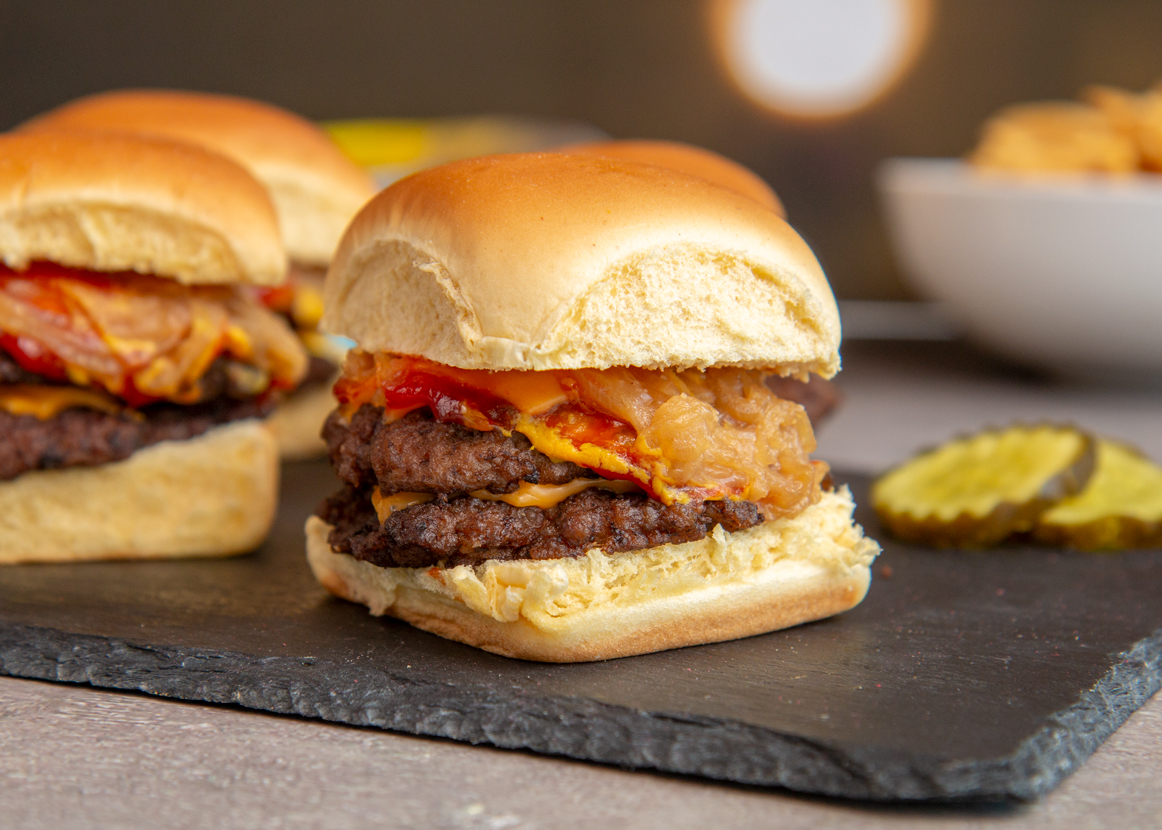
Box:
[1033, 440, 1162, 550]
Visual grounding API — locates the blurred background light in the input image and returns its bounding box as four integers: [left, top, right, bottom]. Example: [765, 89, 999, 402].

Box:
[712, 0, 931, 118]
[6, 0, 1162, 302]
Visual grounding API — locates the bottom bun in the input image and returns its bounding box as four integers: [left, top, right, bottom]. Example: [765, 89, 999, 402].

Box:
[267, 384, 336, 460]
[0, 419, 278, 564]
[306, 487, 879, 662]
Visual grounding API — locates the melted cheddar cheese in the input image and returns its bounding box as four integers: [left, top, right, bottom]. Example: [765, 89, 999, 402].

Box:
[470, 478, 642, 508]
[370, 479, 643, 522]
[0, 385, 121, 419]
[371, 489, 435, 522]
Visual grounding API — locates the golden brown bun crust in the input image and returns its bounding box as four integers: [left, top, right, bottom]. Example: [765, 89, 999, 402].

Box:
[0, 420, 278, 563]
[23, 90, 378, 266]
[0, 130, 285, 285]
[563, 139, 785, 216]
[306, 488, 877, 662]
[324, 153, 840, 375]
[266, 383, 335, 460]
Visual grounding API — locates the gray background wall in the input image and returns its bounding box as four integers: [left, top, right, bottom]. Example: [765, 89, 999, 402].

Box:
[3, 0, 1161, 299]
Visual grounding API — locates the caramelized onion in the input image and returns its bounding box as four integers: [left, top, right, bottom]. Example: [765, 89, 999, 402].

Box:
[571, 366, 822, 516]
[0, 264, 306, 404]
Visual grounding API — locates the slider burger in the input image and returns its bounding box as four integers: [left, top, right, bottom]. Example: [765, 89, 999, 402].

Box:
[0, 131, 307, 562]
[307, 153, 878, 662]
[21, 89, 378, 458]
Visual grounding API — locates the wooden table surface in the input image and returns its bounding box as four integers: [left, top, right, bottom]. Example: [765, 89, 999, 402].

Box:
[3, 340, 1161, 829]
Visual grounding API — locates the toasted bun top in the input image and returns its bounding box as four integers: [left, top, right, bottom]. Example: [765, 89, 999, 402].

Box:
[563, 139, 785, 216]
[323, 153, 840, 375]
[22, 89, 377, 265]
[0, 130, 286, 285]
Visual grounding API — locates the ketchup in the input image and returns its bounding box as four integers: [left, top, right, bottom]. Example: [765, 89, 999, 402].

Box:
[543, 406, 636, 454]
[253, 283, 295, 314]
[0, 333, 69, 382]
[381, 369, 518, 428]
[116, 379, 164, 409]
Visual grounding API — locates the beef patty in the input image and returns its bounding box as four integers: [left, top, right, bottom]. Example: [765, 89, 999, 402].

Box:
[318, 404, 765, 567]
[319, 484, 762, 568]
[765, 373, 840, 424]
[0, 393, 272, 481]
[323, 405, 595, 496]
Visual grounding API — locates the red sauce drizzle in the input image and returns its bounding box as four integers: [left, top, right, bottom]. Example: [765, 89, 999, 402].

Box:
[253, 283, 295, 314]
[0, 333, 70, 382]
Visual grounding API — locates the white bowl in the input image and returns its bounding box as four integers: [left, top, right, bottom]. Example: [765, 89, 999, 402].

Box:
[879, 159, 1162, 384]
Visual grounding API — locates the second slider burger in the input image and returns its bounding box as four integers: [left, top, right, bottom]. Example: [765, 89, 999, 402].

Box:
[307, 153, 878, 662]
[0, 131, 306, 562]
[22, 89, 378, 458]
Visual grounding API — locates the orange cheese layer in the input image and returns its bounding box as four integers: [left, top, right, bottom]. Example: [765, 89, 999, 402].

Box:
[0, 385, 121, 419]
[470, 478, 642, 508]
[370, 479, 643, 523]
[338, 352, 825, 520]
[371, 489, 435, 522]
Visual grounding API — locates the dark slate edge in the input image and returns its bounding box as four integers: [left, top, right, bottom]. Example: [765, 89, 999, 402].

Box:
[838, 628, 1162, 800]
[1, 621, 1159, 803]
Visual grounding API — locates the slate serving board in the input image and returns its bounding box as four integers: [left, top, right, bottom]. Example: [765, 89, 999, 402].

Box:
[1, 460, 1159, 803]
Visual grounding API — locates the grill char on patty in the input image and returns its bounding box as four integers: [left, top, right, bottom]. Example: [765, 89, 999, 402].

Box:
[318, 404, 765, 567]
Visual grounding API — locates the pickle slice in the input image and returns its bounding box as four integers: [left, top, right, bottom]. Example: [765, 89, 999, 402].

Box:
[1033, 440, 1162, 550]
[872, 425, 1096, 547]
